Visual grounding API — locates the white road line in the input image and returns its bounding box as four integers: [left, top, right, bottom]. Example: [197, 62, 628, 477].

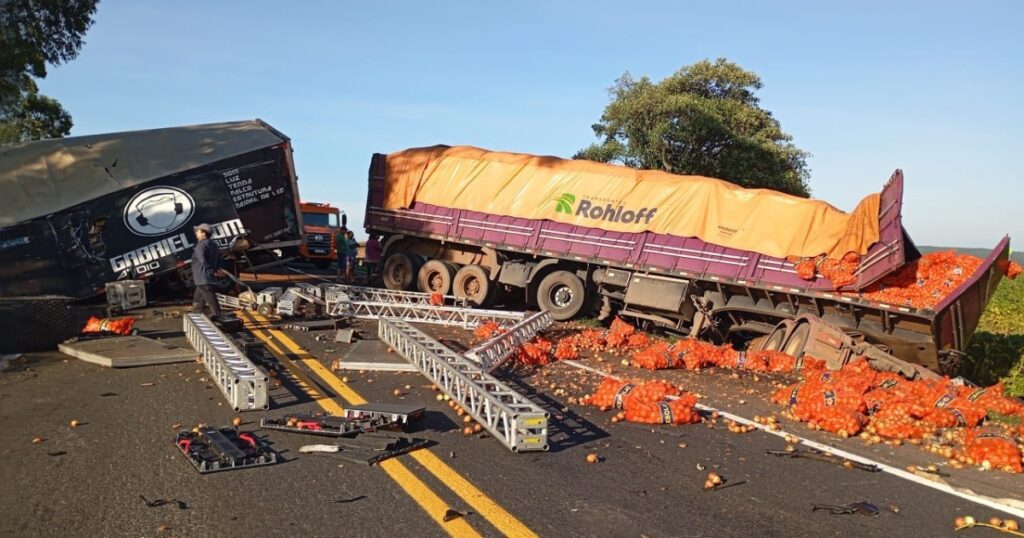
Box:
[561, 360, 1024, 519]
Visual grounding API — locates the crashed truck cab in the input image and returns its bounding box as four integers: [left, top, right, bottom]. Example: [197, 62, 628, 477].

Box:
[0, 120, 304, 352]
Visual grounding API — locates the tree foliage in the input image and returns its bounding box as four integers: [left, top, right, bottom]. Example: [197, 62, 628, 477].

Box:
[575, 59, 811, 197]
[0, 0, 98, 143]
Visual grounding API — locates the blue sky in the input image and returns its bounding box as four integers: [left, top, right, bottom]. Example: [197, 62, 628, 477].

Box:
[39, 1, 1022, 249]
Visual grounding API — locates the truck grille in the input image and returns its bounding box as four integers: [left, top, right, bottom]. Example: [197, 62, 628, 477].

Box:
[305, 233, 332, 256]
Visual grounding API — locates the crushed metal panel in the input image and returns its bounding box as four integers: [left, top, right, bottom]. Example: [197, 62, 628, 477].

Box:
[335, 340, 419, 372]
[58, 336, 197, 368]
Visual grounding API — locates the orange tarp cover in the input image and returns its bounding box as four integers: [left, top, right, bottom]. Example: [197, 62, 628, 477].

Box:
[383, 146, 880, 259]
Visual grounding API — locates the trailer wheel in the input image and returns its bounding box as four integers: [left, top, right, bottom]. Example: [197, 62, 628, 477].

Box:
[783, 321, 811, 357]
[537, 271, 586, 321]
[382, 253, 421, 291]
[453, 265, 493, 306]
[417, 260, 458, 295]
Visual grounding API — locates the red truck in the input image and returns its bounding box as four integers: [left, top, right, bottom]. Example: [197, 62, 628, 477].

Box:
[365, 146, 1010, 376]
[298, 202, 342, 269]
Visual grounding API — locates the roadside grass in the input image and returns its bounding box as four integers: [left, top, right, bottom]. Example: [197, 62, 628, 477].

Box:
[961, 277, 1024, 395]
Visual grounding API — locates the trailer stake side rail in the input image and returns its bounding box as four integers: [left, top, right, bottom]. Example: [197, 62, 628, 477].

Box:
[184, 313, 270, 411]
[323, 284, 467, 307]
[464, 311, 553, 371]
[378, 318, 548, 452]
[342, 403, 426, 425]
[329, 300, 526, 328]
[216, 293, 245, 311]
[260, 404, 424, 437]
[260, 415, 382, 438]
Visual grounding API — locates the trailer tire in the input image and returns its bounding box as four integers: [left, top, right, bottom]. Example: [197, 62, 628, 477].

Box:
[382, 253, 421, 291]
[417, 260, 458, 295]
[762, 325, 789, 352]
[536, 271, 586, 321]
[783, 321, 811, 357]
[453, 265, 493, 306]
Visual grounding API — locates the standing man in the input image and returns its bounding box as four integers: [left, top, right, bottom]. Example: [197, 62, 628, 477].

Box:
[345, 230, 358, 283]
[335, 226, 349, 281]
[191, 223, 222, 316]
[364, 234, 382, 285]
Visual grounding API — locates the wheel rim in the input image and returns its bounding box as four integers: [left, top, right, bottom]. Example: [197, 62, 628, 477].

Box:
[390, 263, 408, 284]
[464, 276, 481, 298]
[427, 271, 445, 291]
[550, 285, 574, 308]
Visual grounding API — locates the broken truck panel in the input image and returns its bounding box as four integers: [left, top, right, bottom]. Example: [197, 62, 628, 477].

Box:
[930, 236, 1011, 371]
[0, 120, 302, 300]
[849, 170, 910, 290]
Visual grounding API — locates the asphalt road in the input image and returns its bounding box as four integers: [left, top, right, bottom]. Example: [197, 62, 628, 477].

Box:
[0, 306, 1017, 537]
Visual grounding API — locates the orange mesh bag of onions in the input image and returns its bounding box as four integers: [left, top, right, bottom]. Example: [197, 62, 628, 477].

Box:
[963, 428, 1023, 473]
[584, 377, 637, 410]
[624, 393, 701, 425]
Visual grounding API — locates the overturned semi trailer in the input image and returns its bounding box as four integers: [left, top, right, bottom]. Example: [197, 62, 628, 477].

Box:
[0, 120, 304, 351]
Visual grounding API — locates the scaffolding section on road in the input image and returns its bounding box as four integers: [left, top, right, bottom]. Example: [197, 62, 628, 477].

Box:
[463, 311, 552, 371]
[378, 318, 548, 452]
[184, 313, 270, 411]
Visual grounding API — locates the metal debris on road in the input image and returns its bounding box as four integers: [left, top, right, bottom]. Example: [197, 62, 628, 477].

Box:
[766, 448, 881, 472]
[261, 404, 422, 438]
[300, 444, 340, 453]
[174, 427, 278, 474]
[443, 509, 467, 522]
[140, 495, 189, 510]
[811, 501, 880, 516]
[327, 495, 367, 504]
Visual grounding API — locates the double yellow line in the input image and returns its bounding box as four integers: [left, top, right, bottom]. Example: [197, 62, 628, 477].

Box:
[242, 312, 537, 538]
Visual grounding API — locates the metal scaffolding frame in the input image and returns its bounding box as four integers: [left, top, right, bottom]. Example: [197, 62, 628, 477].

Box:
[184, 313, 270, 412]
[463, 311, 553, 371]
[275, 287, 323, 317]
[329, 300, 526, 328]
[322, 284, 467, 307]
[378, 318, 549, 452]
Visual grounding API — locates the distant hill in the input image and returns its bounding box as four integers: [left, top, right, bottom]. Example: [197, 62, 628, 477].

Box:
[918, 245, 1023, 264]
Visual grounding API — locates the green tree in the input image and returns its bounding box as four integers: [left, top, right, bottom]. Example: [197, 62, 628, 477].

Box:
[0, 0, 98, 144]
[575, 59, 811, 197]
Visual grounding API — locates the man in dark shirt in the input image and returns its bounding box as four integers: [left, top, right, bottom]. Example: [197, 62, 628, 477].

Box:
[191, 223, 222, 316]
[335, 226, 349, 282]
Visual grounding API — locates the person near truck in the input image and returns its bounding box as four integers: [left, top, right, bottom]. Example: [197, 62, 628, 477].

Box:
[190, 223, 222, 316]
[364, 234, 381, 285]
[335, 226, 349, 281]
[345, 230, 358, 282]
